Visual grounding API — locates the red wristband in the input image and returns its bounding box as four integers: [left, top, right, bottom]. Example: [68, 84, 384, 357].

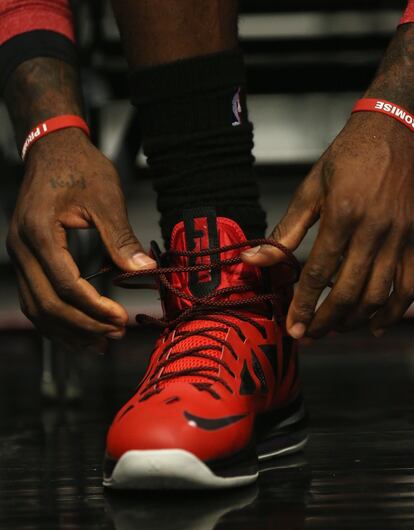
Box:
[352, 98, 414, 132]
[21, 115, 90, 160]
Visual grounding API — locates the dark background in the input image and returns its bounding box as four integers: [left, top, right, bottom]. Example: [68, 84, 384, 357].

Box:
[1, 2, 413, 529]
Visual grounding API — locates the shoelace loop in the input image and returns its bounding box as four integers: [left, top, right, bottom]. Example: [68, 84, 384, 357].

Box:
[96, 239, 300, 400]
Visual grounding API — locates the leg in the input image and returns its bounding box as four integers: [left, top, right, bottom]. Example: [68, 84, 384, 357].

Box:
[111, 0, 266, 243]
[104, 1, 306, 490]
[111, 0, 238, 67]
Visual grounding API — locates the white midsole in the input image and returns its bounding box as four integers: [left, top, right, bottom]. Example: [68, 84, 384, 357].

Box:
[104, 449, 258, 490]
[104, 435, 308, 490]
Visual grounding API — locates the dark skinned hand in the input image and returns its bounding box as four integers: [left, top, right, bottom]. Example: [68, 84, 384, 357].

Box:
[6, 128, 156, 353]
[242, 24, 414, 340]
[243, 113, 414, 339]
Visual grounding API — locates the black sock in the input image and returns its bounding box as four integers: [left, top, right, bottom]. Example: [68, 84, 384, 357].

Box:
[129, 49, 266, 245]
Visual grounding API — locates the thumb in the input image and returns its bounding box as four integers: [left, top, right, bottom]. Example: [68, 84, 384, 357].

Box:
[241, 173, 321, 267]
[94, 208, 156, 272]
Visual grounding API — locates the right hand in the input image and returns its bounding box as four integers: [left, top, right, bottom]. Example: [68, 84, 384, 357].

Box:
[7, 128, 156, 354]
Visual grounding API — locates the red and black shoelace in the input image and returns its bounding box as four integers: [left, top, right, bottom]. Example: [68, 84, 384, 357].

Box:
[90, 239, 300, 400]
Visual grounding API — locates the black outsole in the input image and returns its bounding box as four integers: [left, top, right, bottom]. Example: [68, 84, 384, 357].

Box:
[255, 394, 309, 459]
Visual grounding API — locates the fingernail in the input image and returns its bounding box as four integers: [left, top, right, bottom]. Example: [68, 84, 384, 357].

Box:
[289, 323, 306, 339]
[131, 252, 156, 268]
[106, 331, 124, 340]
[372, 328, 385, 338]
[242, 246, 261, 256]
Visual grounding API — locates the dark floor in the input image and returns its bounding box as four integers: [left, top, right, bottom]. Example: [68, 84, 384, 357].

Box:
[1, 323, 414, 530]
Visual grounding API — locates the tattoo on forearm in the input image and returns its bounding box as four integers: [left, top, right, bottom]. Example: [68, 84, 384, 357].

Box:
[50, 176, 86, 190]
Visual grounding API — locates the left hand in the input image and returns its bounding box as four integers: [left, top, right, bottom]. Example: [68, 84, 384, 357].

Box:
[242, 111, 414, 339]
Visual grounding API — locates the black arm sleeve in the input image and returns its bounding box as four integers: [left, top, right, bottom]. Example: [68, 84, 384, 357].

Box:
[0, 30, 77, 93]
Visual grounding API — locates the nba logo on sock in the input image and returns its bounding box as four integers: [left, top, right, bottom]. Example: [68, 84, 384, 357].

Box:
[232, 87, 242, 126]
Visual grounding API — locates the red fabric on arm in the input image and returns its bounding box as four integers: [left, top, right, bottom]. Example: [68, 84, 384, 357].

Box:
[400, 0, 414, 25]
[0, 0, 74, 46]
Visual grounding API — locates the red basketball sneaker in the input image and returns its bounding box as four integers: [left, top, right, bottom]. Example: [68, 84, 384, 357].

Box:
[104, 208, 307, 490]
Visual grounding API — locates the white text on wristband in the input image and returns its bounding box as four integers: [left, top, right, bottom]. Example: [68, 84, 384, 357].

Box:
[352, 98, 414, 132]
[21, 115, 90, 161]
[21, 123, 48, 159]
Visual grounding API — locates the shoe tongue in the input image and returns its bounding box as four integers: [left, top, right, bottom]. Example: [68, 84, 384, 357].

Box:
[166, 208, 262, 315]
[157, 209, 267, 388]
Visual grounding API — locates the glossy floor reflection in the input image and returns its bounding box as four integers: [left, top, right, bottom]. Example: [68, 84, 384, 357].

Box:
[1, 323, 414, 529]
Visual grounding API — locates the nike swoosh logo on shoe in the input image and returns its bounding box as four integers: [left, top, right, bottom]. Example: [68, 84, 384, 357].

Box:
[184, 411, 248, 431]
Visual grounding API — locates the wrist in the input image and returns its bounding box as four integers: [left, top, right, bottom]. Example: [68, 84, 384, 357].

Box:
[345, 107, 414, 156]
[4, 58, 84, 148]
[21, 115, 90, 160]
[25, 127, 92, 164]
[365, 79, 414, 115]
[364, 25, 414, 112]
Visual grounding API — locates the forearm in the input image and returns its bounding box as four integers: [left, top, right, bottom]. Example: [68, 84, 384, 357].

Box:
[0, 0, 78, 149]
[365, 24, 414, 110]
[3, 57, 84, 151]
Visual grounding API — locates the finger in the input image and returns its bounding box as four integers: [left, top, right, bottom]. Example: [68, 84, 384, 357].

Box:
[16, 268, 107, 353]
[15, 269, 38, 322]
[242, 164, 322, 266]
[306, 220, 388, 338]
[92, 195, 156, 271]
[286, 211, 351, 338]
[21, 219, 128, 326]
[12, 239, 126, 339]
[340, 233, 401, 331]
[370, 244, 414, 335]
